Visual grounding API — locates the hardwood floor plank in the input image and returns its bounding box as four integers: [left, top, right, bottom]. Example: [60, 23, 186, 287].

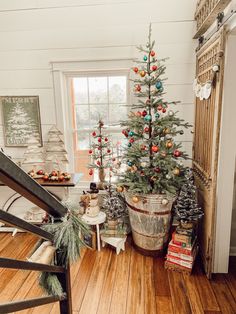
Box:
[96, 250, 118, 314]
[183, 272, 204, 314]
[79, 249, 111, 314]
[144, 256, 157, 314]
[126, 247, 145, 314]
[194, 264, 220, 312]
[154, 258, 171, 296]
[168, 270, 192, 314]
[72, 249, 97, 312]
[225, 257, 236, 302]
[204, 311, 222, 313]
[109, 242, 132, 314]
[156, 296, 173, 314]
[210, 274, 236, 314]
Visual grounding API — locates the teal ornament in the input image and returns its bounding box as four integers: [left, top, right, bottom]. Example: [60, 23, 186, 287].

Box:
[144, 114, 152, 122]
[127, 161, 132, 166]
[156, 81, 162, 89]
[128, 143, 132, 147]
[143, 55, 148, 61]
[159, 87, 164, 93]
[155, 113, 160, 119]
[128, 131, 134, 137]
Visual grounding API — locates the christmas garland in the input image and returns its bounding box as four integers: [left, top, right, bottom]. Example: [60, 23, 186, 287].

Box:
[39, 200, 89, 296]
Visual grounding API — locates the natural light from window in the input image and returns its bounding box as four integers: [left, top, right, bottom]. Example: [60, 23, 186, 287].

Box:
[71, 74, 128, 182]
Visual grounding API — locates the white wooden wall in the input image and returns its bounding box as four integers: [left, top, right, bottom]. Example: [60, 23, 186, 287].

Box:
[0, 0, 197, 214]
[0, 0, 197, 160]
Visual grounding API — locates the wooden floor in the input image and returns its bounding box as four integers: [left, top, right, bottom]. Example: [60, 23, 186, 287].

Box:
[0, 233, 236, 314]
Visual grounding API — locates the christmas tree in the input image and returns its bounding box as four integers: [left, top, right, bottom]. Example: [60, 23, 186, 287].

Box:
[5, 103, 40, 146]
[88, 118, 112, 188]
[119, 25, 192, 195]
[45, 125, 69, 172]
[174, 168, 204, 224]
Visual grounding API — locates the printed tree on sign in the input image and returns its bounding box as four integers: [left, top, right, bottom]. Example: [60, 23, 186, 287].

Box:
[118, 25, 192, 195]
[5, 103, 40, 145]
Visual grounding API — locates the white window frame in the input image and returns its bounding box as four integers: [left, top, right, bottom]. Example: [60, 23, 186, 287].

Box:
[51, 59, 133, 177]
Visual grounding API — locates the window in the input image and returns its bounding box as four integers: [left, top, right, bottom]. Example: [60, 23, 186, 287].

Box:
[70, 73, 128, 182]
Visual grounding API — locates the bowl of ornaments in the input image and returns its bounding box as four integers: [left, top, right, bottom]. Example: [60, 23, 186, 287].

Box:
[43, 170, 71, 182]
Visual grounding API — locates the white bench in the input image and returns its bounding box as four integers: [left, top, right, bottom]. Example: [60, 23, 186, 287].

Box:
[101, 235, 127, 255]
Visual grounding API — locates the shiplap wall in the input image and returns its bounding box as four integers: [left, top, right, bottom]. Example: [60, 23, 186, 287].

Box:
[0, 0, 197, 160]
[0, 0, 197, 214]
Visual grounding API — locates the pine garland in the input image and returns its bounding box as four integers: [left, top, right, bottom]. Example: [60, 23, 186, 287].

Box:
[39, 202, 90, 296]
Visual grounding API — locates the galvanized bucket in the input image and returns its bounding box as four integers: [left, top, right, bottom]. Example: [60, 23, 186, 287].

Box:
[125, 193, 174, 256]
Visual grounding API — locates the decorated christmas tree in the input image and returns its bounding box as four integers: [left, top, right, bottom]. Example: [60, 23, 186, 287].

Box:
[174, 168, 204, 225]
[119, 25, 192, 195]
[88, 118, 112, 189]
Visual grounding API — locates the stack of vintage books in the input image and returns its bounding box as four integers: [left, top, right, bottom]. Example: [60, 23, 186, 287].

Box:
[165, 225, 198, 273]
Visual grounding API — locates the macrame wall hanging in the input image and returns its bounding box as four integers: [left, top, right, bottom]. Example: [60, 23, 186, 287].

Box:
[193, 64, 220, 100]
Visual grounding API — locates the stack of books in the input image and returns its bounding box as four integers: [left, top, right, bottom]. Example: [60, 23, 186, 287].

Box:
[165, 225, 198, 273]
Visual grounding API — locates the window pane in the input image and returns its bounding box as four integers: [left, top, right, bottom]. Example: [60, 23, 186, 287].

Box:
[109, 76, 126, 103]
[75, 105, 90, 129]
[109, 104, 127, 124]
[76, 132, 90, 150]
[73, 78, 88, 104]
[89, 77, 108, 103]
[90, 104, 109, 126]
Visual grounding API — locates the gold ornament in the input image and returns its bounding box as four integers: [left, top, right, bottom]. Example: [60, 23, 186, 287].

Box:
[173, 168, 180, 176]
[132, 196, 139, 203]
[131, 165, 138, 173]
[164, 128, 170, 134]
[140, 70, 146, 77]
[166, 141, 173, 148]
[117, 186, 124, 193]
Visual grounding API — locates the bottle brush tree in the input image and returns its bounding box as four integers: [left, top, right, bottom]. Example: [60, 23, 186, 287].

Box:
[88, 118, 112, 188]
[119, 25, 192, 195]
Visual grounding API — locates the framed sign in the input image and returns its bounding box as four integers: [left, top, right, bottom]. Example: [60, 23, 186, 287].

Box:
[0, 96, 42, 147]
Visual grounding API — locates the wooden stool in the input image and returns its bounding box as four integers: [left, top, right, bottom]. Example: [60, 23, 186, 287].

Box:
[101, 235, 127, 255]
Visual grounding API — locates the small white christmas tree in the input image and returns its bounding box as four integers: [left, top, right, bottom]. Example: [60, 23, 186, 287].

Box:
[22, 135, 44, 173]
[45, 125, 69, 172]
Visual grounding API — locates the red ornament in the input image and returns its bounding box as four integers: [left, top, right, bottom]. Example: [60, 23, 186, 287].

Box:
[98, 137, 102, 143]
[122, 129, 128, 137]
[162, 108, 166, 113]
[136, 111, 142, 117]
[89, 169, 93, 175]
[157, 105, 163, 111]
[89, 149, 93, 154]
[107, 149, 111, 153]
[152, 65, 157, 71]
[43, 175, 49, 181]
[92, 131, 96, 137]
[151, 145, 159, 153]
[97, 160, 101, 166]
[136, 85, 141, 92]
[105, 137, 108, 142]
[141, 144, 147, 151]
[98, 147, 101, 150]
[142, 110, 147, 117]
[112, 157, 116, 161]
[174, 150, 181, 157]
[144, 127, 149, 133]
[129, 138, 135, 143]
[154, 167, 161, 173]
[150, 51, 155, 57]
[133, 67, 139, 73]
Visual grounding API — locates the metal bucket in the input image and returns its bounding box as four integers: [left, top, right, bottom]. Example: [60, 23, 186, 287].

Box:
[125, 193, 174, 256]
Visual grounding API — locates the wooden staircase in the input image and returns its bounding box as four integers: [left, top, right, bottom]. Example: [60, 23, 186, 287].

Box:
[0, 151, 72, 314]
